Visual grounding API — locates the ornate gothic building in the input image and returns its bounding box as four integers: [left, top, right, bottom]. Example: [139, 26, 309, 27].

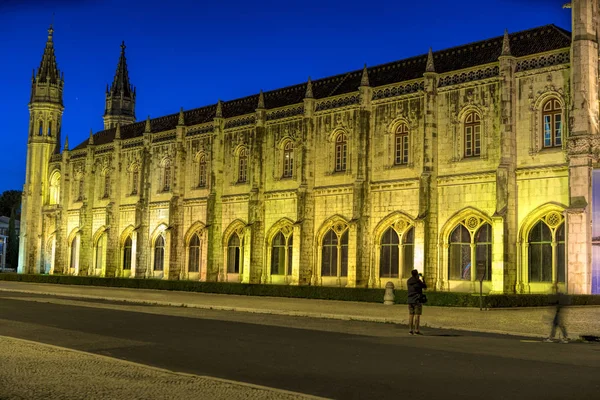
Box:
[18, 1, 600, 294]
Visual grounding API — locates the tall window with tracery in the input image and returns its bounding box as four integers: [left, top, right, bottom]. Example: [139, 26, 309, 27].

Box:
[542, 99, 562, 148]
[529, 218, 565, 283]
[228, 233, 242, 273]
[282, 142, 294, 178]
[163, 160, 171, 192]
[77, 178, 84, 201]
[394, 124, 409, 165]
[188, 234, 201, 273]
[271, 232, 293, 275]
[335, 133, 347, 172]
[321, 229, 348, 277]
[238, 148, 248, 183]
[131, 167, 139, 195]
[449, 222, 492, 281]
[123, 236, 132, 271]
[464, 112, 481, 158]
[198, 155, 207, 187]
[154, 235, 165, 271]
[103, 173, 110, 198]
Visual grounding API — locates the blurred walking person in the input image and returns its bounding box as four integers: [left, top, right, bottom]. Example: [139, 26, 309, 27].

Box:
[544, 291, 569, 343]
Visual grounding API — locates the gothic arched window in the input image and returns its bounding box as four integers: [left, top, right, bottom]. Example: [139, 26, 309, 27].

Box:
[380, 228, 400, 278]
[402, 227, 415, 278]
[227, 233, 241, 273]
[464, 112, 481, 158]
[394, 123, 409, 165]
[449, 222, 492, 280]
[335, 133, 347, 172]
[528, 218, 565, 283]
[198, 155, 207, 188]
[38, 121, 43, 136]
[542, 99, 562, 148]
[95, 233, 106, 271]
[49, 171, 61, 205]
[162, 160, 171, 192]
[282, 142, 294, 178]
[123, 236, 132, 271]
[271, 231, 293, 275]
[188, 234, 201, 273]
[321, 229, 348, 277]
[154, 235, 165, 271]
[238, 148, 248, 183]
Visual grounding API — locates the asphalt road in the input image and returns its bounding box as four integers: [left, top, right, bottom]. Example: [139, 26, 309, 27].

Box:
[1, 292, 599, 400]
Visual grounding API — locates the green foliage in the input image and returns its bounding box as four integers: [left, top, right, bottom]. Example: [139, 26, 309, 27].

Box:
[1, 272, 599, 307]
[0, 190, 22, 219]
[6, 208, 18, 268]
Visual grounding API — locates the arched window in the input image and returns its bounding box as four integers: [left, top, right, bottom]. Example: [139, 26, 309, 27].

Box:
[47, 122, 52, 137]
[394, 124, 409, 165]
[188, 234, 201, 273]
[335, 133, 347, 172]
[49, 172, 61, 205]
[321, 229, 348, 277]
[282, 142, 294, 178]
[95, 233, 105, 271]
[38, 121, 43, 136]
[69, 234, 80, 271]
[542, 99, 562, 148]
[198, 155, 207, 187]
[131, 166, 139, 195]
[380, 228, 400, 278]
[163, 160, 171, 192]
[464, 112, 481, 158]
[227, 233, 241, 273]
[271, 232, 293, 275]
[103, 172, 110, 198]
[449, 222, 492, 280]
[154, 235, 165, 271]
[238, 149, 248, 183]
[529, 219, 565, 283]
[123, 236, 132, 271]
[402, 227, 415, 278]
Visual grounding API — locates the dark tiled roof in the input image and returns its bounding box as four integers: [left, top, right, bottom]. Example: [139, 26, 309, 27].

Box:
[73, 24, 570, 151]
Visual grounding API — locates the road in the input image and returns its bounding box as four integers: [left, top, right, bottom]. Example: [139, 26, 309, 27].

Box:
[1, 291, 599, 399]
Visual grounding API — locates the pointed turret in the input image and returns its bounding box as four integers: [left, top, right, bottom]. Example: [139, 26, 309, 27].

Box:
[501, 29, 511, 57]
[257, 90, 265, 109]
[215, 100, 223, 118]
[145, 116, 151, 133]
[31, 24, 64, 105]
[360, 64, 370, 87]
[103, 41, 136, 129]
[115, 122, 121, 139]
[425, 47, 435, 73]
[178, 107, 185, 126]
[305, 77, 314, 99]
[88, 128, 94, 145]
[64, 135, 69, 151]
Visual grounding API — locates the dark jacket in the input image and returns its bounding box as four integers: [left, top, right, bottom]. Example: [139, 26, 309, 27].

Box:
[407, 276, 427, 304]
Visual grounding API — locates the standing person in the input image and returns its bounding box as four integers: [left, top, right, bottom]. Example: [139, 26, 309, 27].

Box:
[544, 291, 569, 343]
[407, 269, 427, 335]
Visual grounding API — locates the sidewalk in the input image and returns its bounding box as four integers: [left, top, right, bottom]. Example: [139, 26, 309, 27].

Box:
[0, 281, 599, 339]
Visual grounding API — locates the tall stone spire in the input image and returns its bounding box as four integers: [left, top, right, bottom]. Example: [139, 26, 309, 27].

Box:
[103, 41, 136, 129]
[215, 100, 223, 118]
[425, 47, 435, 73]
[145, 115, 151, 133]
[178, 107, 185, 126]
[257, 90, 265, 109]
[501, 29, 511, 57]
[31, 24, 64, 105]
[360, 64, 370, 87]
[305, 77, 314, 99]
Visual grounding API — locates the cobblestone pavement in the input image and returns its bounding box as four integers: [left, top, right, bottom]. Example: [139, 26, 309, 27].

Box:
[0, 336, 327, 400]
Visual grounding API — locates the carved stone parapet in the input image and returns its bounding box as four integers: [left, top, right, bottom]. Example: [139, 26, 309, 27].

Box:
[567, 135, 593, 156]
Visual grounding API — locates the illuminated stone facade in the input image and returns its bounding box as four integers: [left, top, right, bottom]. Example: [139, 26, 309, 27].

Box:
[18, 2, 600, 294]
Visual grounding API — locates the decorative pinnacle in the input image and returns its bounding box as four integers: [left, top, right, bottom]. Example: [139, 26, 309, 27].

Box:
[425, 47, 435, 73]
[178, 107, 185, 125]
[145, 116, 151, 133]
[501, 29, 511, 56]
[360, 64, 370, 87]
[257, 90, 265, 109]
[64, 135, 69, 150]
[215, 100, 223, 118]
[115, 123, 121, 139]
[88, 128, 94, 145]
[305, 76, 314, 99]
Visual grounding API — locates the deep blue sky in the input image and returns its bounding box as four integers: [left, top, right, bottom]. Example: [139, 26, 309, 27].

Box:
[0, 0, 570, 194]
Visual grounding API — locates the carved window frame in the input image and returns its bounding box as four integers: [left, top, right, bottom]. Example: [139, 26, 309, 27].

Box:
[195, 152, 208, 188]
[237, 146, 248, 184]
[129, 163, 140, 196]
[159, 157, 172, 193]
[529, 91, 566, 156]
[48, 170, 61, 205]
[334, 131, 348, 173]
[451, 105, 488, 162]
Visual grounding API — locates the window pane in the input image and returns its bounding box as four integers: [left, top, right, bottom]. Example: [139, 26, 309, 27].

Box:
[341, 239, 348, 277]
[544, 115, 552, 147]
[287, 240, 293, 275]
[557, 241, 565, 283]
[123, 236, 132, 270]
[475, 243, 491, 281]
[449, 243, 471, 280]
[228, 246, 240, 273]
[271, 244, 285, 275]
[380, 242, 399, 278]
[321, 245, 337, 276]
[554, 114, 562, 146]
[403, 244, 414, 278]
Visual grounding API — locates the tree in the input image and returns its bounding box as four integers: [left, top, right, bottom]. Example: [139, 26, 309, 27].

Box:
[0, 190, 22, 269]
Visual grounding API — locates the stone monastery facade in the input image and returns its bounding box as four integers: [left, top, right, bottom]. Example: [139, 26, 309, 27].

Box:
[19, 1, 600, 294]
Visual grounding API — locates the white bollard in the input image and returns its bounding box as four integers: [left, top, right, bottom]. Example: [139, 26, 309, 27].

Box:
[383, 281, 395, 305]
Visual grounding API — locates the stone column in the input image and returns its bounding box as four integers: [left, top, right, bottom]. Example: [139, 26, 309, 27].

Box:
[207, 103, 224, 282]
[300, 83, 316, 285]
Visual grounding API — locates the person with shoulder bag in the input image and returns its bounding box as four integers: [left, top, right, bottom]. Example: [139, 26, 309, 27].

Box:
[407, 269, 427, 335]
